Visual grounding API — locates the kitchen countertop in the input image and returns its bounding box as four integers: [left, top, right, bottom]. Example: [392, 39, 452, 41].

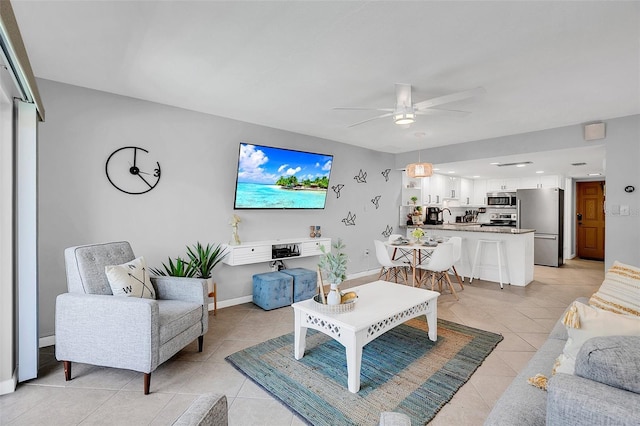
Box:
[405, 224, 535, 234]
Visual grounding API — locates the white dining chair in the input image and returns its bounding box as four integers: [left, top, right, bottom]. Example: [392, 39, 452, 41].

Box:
[448, 236, 465, 290]
[374, 240, 409, 284]
[416, 241, 459, 300]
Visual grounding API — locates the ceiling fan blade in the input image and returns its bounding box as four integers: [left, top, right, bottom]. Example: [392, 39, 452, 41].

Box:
[333, 107, 394, 112]
[395, 83, 412, 108]
[415, 108, 471, 117]
[414, 87, 486, 110]
[347, 112, 395, 128]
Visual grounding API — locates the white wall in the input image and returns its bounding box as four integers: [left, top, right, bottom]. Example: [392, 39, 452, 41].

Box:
[603, 116, 640, 268]
[396, 114, 640, 270]
[37, 79, 399, 338]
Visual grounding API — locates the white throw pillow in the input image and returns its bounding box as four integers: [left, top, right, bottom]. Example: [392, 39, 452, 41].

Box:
[105, 256, 156, 299]
[589, 261, 640, 317]
[555, 301, 640, 375]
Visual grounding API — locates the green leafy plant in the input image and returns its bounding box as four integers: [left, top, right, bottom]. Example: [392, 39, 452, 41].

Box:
[186, 242, 228, 279]
[318, 239, 348, 285]
[150, 257, 196, 277]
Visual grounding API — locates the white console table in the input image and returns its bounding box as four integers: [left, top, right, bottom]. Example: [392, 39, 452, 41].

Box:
[222, 237, 331, 266]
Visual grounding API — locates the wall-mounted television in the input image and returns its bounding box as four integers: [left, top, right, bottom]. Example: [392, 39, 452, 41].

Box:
[233, 143, 333, 209]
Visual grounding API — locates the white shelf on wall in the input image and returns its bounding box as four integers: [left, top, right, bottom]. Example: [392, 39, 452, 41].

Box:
[222, 237, 331, 266]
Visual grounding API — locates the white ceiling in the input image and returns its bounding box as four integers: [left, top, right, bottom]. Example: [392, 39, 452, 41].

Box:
[11, 1, 640, 176]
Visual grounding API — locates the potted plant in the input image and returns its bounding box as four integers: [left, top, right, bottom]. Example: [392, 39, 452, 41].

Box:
[318, 239, 348, 305]
[150, 257, 197, 277]
[186, 242, 228, 315]
[410, 196, 418, 205]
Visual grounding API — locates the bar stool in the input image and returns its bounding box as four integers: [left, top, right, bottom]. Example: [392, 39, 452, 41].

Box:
[470, 239, 509, 289]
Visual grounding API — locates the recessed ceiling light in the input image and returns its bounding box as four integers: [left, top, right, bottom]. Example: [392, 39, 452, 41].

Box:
[495, 161, 533, 167]
[447, 171, 455, 174]
[472, 175, 480, 178]
[536, 170, 544, 174]
[490, 162, 500, 165]
[433, 168, 440, 171]
[588, 173, 602, 176]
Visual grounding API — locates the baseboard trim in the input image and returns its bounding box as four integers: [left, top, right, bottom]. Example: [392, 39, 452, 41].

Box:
[39, 335, 55, 348]
[346, 269, 379, 280]
[0, 368, 17, 395]
[208, 295, 253, 311]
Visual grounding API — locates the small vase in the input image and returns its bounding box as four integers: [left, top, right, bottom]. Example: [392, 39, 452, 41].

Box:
[327, 283, 341, 305]
[231, 225, 241, 245]
[315, 226, 321, 238]
[309, 225, 316, 238]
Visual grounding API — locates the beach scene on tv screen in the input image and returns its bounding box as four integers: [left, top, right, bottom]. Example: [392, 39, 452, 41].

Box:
[235, 143, 333, 209]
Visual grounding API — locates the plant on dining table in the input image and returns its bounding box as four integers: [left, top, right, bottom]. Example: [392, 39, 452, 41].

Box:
[411, 227, 425, 241]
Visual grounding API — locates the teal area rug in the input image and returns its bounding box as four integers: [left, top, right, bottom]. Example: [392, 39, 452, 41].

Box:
[226, 317, 503, 425]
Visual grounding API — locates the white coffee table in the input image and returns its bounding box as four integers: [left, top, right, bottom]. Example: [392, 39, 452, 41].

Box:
[292, 280, 439, 393]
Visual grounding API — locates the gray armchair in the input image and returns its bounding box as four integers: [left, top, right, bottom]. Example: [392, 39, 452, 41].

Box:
[56, 241, 209, 394]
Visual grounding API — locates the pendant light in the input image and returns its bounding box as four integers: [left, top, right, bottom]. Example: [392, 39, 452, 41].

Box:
[406, 150, 433, 178]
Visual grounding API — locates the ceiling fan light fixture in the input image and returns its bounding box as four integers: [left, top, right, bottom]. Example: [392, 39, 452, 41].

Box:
[406, 162, 433, 178]
[394, 109, 415, 125]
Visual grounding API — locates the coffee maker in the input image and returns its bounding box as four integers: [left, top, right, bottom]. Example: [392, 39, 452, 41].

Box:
[426, 207, 442, 225]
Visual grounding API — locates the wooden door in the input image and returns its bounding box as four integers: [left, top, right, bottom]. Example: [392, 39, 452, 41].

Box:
[576, 181, 605, 260]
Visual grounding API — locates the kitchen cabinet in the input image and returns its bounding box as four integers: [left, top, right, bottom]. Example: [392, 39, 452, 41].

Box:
[442, 176, 461, 200]
[459, 178, 473, 205]
[424, 174, 445, 204]
[519, 174, 564, 189]
[487, 178, 519, 192]
[472, 179, 487, 205]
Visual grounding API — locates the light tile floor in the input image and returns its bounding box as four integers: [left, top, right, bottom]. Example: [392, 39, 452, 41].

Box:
[0, 259, 604, 425]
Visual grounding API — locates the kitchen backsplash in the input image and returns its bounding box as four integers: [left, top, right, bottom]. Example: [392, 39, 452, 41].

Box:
[443, 207, 516, 224]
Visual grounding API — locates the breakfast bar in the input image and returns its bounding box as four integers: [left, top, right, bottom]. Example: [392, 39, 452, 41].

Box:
[405, 224, 535, 286]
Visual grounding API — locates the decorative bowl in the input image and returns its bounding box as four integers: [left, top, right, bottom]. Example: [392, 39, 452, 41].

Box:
[312, 294, 357, 314]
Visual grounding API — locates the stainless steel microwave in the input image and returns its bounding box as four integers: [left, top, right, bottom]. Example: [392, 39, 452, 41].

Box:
[486, 192, 517, 207]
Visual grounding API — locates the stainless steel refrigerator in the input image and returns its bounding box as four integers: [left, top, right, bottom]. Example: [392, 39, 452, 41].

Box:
[516, 188, 564, 267]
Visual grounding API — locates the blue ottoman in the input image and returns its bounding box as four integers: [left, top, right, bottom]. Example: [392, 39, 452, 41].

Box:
[252, 272, 293, 310]
[281, 268, 317, 302]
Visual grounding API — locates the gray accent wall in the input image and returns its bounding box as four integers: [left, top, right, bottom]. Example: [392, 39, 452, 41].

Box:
[36, 79, 399, 338]
[36, 78, 639, 340]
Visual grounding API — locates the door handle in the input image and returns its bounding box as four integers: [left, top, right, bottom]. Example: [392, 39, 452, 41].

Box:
[535, 235, 557, 240]
[576, 213, 583, 221]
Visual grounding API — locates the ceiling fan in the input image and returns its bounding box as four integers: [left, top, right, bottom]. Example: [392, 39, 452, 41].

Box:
[334, 84, 486, 127]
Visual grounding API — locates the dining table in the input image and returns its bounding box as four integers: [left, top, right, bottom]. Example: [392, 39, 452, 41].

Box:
[385, 240, 440, 286]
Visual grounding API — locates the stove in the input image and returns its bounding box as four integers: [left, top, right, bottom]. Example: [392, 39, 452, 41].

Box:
[481, 213, 517, 227]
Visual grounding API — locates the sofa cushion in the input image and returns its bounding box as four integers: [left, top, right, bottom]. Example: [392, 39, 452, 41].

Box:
[158, 300, 203, 345]
[555, 302, 640, 375]
[105, 256, 156, 299]
[547, 373, 640, 426]
[484, 336, 567, 425]
[575, 335, 640, 394]
[172, 393, 228, 426]
[65, 241, 135, 295]
[589, 261, 640, 317]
